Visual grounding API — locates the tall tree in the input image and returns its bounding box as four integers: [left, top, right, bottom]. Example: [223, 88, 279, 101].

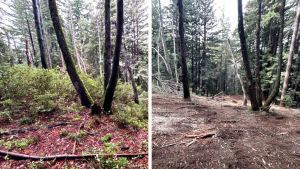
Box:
[48, 0, 93, 107]
[158, 0, 173, 80]
[178, 0, 190, 100]
[263, 0, 285, 108]
[280, 0, 300, 106]
[32, 0, 48, 69]
[103, 0, 124, 112]
[255, 0, 262, 107]
[237, 0, 259, 110]
[104, 0, 111, 89]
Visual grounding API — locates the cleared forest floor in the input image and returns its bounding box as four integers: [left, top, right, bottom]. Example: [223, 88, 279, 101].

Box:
[0, 103, 148, 168]
[152, 93, 300, 168]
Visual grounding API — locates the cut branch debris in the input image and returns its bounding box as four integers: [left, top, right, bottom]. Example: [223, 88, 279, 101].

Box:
[0, 150, 148, 160]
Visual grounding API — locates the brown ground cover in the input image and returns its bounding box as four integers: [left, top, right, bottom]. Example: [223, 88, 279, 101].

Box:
[152, 93, 300, 168]
[0, 103, 148, 168]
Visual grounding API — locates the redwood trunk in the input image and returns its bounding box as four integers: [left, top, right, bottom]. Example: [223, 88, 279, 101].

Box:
[255, 0, 262, 107]
[104, 0, 112, 89]
[178, 0, 190, 100]
[103, 0, 123, 112]
[280, 0, 300, 106]
[26, 39, 34, 70]
[238, 0, 259, 110]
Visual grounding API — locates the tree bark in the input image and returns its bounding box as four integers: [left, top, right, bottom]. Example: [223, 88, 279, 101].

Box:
[32, 0, 48, 69]
[280, 0, 300, 107]
[26, 39, 34, 70]
[97, 20, 103, 76]
[49, 0, 93, 107]
[59, 47, 64, 69]
[103, 0, 123, 112]
[228, 39, 247, 106]
[238, 0, 259, 110]
[178, 0, 190, 100]
[38, 0, 52, 69]
[68, 0, 82, 71]
[263, 0, 285, 108]
[104, 0, 112, 89]
[255, 0, 262, 107]
[219, 55, 222, 92]
[158, 0, 173, 80]
[171, 7, 178, 84]
[26, 11, 38, 67]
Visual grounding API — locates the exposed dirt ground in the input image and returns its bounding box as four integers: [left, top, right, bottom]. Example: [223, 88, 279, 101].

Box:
[152, 93, 300, 169]
[0, 103, 148, 169]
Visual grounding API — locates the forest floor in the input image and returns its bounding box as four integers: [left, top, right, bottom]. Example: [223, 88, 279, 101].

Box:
[152, 93, 300, 168]
[0, 101, 148, 168]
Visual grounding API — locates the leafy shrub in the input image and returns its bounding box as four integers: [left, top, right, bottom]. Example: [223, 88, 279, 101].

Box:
[101, 133, 111, 142]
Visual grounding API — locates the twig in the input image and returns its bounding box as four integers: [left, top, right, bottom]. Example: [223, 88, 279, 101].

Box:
[0, 150, 147, 160]
[72, 121, 84, 154]
[184, 132, 215, 139]
[160, 141, 190, 149]
[186, 139, 196, 146]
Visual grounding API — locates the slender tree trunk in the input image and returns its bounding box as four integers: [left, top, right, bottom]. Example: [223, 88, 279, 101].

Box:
[201, 20, 207, 95]
[4, 31, 13, 66]
[228, 39, 247, 105]
[255, 0, 262, 107]
[238, 0, 259, 110]
[104, 0, 112, 89]
[103, 0, 123, 112]
[263, 0, 285, 108]
[26, 12, 38, 67]
[59, 48, 64, 69]
[171, 6, 178, 84]
[80, 38, 87, 74]
[158, 0, 173, 80]
[68, 0, 82, 71]
[123, 44, 138, 104]
[178, 0, 190, 100]
[156, 26, 161, 79]
[32, 0, 48, 69]
[219, 55, 222, 92]
[26, 39, 34, 70]
[97, 20, 103, 76]
[49, 0, 93, 107]
[38, 0, 52, 69]
[280, 0, 300, 107]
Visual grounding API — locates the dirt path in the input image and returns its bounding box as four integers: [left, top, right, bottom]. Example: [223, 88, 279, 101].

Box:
[152, 93, 300, 168]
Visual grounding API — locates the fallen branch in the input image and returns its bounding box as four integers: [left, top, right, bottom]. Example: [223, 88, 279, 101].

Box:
[159, 141, 190, 149]
[0, 150, 147, 160]
[47, 122, 69, 129]
[212, 92, 223, 99]
[0, 127, 39, 136]
[184, 132, 215, 139]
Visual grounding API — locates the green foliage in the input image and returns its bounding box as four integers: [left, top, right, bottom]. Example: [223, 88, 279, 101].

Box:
[18, 117, 34, 125]
[3, 136, 34, 150]
[113, 98, 148, 130]
[282, 94, 296, 108]
[61, 129, 68, 136]
[101, 133, 111, 142]
[67, 130, 87, 142]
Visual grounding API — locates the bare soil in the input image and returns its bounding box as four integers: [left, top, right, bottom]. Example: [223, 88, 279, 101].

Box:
[152, 93, 300, 169]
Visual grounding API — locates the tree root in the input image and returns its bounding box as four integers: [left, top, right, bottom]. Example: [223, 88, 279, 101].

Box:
[0, 150, 148, 160]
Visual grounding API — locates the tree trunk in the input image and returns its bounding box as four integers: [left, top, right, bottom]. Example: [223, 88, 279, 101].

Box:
[26, 11, 38, 67]
[178, 0, 190, 100]
[26, 39, 34, 70]
[201, 20, 207, 95]
[38, 0, 52, 69]
[238, 0, 259, 110]
[158, 0, 173, 80]
[255, 0, 262, 107]
[171, 7, 178, 84]
[156, 26, 161, 79]
[97, 20, 103, 76]
[123, 45, 139, 104]
[103, 0, 123, 112]
[68, 0, 82, 71]
[228, 39, 247, 106]
[104, 0, 112, 89]
[32, 0, 47, 69]
[59, 47, 64, 69]
[280, 0, 300, 107]
[263, 0, 285, 108]
[80, 38, 87, 74]
[219, 55, 222, 92]
[49, 0, 93, 107]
